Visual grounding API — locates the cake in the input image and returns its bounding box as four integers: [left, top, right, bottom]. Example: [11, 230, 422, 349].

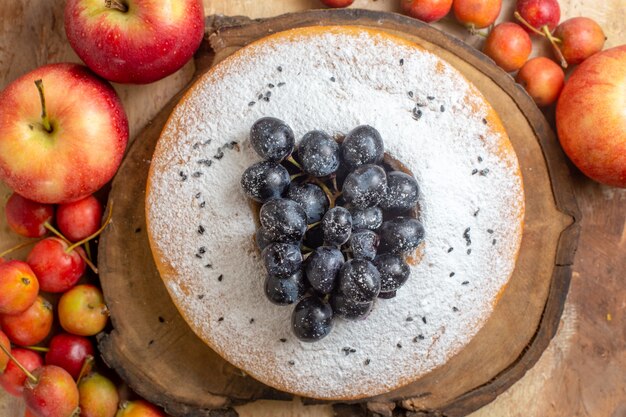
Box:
[146, 26, 524, 400]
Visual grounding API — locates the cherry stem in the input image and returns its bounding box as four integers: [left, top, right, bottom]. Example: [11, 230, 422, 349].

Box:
[513, 11, 547, 37]
[34, 80, 52, 133]
[24, 346, 49, 353]
[104, 0, 128, 12]
[286, 156, 303, 171]
[0, 343, 38, 383]
[76, 355, 94, 384]
[331, 176, 339, 193]
[65, 202, 114, 253]
[0, 240, 39, 258]
[301, 245, 314, 253]
[290, 172, 306, 181]
[44, 223, 99, 274]
[542, 25, 568, 68]
[309, 177, 339, 208]
[84, 242, 92, 262]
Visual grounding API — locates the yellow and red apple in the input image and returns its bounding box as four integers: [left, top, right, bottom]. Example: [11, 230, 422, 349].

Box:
[65, 0, 205, 84]
[0, 63, 128, 204]
[556, 45, 626, 188]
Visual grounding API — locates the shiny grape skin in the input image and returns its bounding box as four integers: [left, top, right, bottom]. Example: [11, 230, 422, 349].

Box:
[291, 296, 334, 342]
[250, 117, 295, 162]
[240, 161, 290, 203]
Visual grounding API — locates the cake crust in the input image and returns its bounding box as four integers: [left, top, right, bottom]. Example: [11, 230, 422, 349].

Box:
[146, 26, 524, 400]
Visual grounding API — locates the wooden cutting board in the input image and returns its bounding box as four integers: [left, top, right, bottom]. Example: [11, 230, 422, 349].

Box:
[96, 10, 579, 417]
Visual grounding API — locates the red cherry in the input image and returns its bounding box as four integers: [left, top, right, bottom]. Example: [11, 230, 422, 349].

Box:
[515, 0, 560, 34]
[0, 348, 44, 397]
[27, 237, 86, 293]
[45, 333, 95, 380]
[0, 295, 53, 346]
[5, 193, 54, 238]
[58, 284, 109, 337]
[453, 0, 502, 29]
[483, 22, 532, 72]
[56, 195, 103, 243]
[554, 17, 606, 65]
[516, 57, 565, 106]
[24, 365, 80, 417]
[0, 330, 10, 373]
[0, 260, 39, 315]
[400, 0, 454, 23]
[115, 400, 165, 417]
[319, 0, 354, 7]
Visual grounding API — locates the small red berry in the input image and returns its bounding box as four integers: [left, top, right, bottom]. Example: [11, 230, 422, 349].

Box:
[0, 348, 44, 397]
[516, 57, 565, 106]
[516, 0, 561, 34]
[56, 195, 103, 242]
[453, 0, 502, 29]
[45, 333, 95, 380]
[319, 0, 354, 7]
[0, 260, 39, 315]
[5, 193, 54, 238]
[400, 0, 454, 23]
[0, 295, 53, 346]
[27, 237, 86, 293]
[483, 22, 532, 72]
[554, 17, 606, 65]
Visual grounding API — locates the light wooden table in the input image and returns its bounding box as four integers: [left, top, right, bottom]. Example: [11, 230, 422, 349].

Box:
[1, 1, 624, 416]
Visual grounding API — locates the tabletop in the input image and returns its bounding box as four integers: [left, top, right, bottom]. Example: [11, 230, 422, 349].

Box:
[0, 1, 624, 416]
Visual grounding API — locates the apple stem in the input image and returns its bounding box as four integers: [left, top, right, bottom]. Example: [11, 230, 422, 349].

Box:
[542, 25, 568, 68]
[513, 11, 548, 37]
[0, 240, 39, 258]
[24, 346, 50, 353]
[65, 201, 114, 254]
[0, 343, 38, 384]
[34, 79, 52, 133]
[104, 0, 128, 12]
[44, 222, 99, 274]
[75, 355, 94, 384]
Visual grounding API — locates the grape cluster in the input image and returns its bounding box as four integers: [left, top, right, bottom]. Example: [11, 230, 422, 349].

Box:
[241, 117, 425, 342]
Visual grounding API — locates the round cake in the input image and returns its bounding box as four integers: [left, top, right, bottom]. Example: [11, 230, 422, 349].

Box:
[146, 26, 524, 400]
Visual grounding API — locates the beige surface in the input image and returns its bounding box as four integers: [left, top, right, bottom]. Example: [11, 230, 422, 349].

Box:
[1, 0, 625, 416]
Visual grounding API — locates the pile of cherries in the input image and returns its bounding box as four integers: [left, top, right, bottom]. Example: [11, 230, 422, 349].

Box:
[241, 118, 425, 342]
[0, 194, 163, 417]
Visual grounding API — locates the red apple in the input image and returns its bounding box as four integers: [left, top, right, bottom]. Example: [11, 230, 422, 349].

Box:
[400, 0, 454, 23]
[5, 193, 54, 238]
[59, 284, 109, 337]
[27, 237, 86, 293]
[0, 296, 53, 346]
[0, 348, 44, 397]
[0, 260, 39, 315]
[515, 0, 560, 34]
[115, 400, 165, 417]
[57, 195, 103, 242]
[516, 57, 565, 107]
[320, 0, 354, 6]
[554, 17, 606, 65]
[45, 333, 95, 380]
[24, 365, 80, 417]
[0, 330, 10, 373]
[78, 372, 120, 417]
[483, 22, 532, 72]
[64, 0, 204, 84]
[0, 63, 128, 204]
[453, 0, 502, 29]
[556, 46, 626, 188]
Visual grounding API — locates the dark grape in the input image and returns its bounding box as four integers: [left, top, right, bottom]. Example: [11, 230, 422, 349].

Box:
[287, 183, 329, 224]
[350, 206, 383, 231]
[338, 259, 381, 303]
[322, 207, 352, 246]
[240, 161, 290, 203]
[250, 117, 295, 162]
[305, 246, 344, 294]
[291, 296, 333, 342]
[379, 217, 425, 254]
[373, 254, 410, 292]
[330, 292, 373, 320]
[348, 230, 379, 260]
[341, 125, 384, 168]
[260, 198, 307, 242]
[297, 130, 340, 177]
[262, 242, 302, 277]
[342, 164, 387, 209]
[303, 224, 324, 249]
[255, 227, 273, 251]
[378, 290, 397, 299]
[381, 171, 420, 212]
[264, 269, 308, 305]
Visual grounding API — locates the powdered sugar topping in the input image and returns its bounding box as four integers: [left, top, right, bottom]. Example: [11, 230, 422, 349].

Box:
[146, 27, 524, 400]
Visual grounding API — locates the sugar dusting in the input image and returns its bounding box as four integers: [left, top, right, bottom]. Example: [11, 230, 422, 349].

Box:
[146, 28, 524, 400]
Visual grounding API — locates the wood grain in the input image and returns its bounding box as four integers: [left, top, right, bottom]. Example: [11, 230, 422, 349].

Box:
[1, 1, 624, 416]
[95, 9, 576, 417]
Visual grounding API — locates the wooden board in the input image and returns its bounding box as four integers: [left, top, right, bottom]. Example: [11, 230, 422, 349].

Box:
[96, 10, 579, 417]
